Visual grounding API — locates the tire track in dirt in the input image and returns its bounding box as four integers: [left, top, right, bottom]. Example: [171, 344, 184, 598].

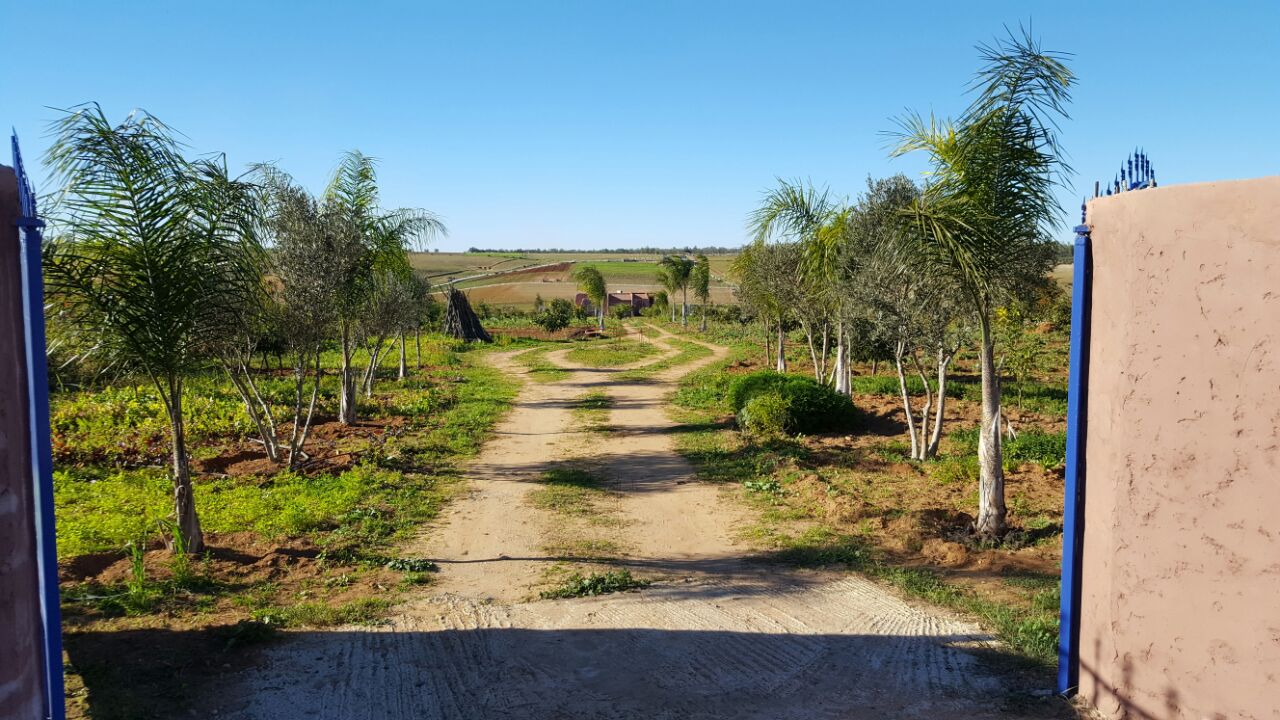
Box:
[213, 325, 1055, 719]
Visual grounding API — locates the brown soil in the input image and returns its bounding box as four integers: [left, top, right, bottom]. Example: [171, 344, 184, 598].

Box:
[191, 415, 408, 478]
[60, 531, 405, 720]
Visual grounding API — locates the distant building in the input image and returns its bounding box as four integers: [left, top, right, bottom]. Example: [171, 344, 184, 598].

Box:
[574, 291, 655, 316]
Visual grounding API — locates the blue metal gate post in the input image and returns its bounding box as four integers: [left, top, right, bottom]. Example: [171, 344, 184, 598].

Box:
[1057, 209, 1093, 695]
[12, 133, 66, 720]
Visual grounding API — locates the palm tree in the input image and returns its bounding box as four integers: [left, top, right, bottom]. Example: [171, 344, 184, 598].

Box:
[691, 254, 711, 331]
[43, 105, 263, 553]
[658, 266, 680, 322]
[572, 264, 607, 330]
[748, 181, 851, 390]
[323, 151, 445, 424]
[891, 28, 1071, 537]
[659, 255, 695, 326]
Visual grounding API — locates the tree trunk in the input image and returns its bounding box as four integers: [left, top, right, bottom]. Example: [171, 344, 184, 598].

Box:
[803, 322, 822, 382]
[339, 320, 357, 425]
[775, 322, 787, 373]
[363, 336, 387, 397]
[288, 352, 322, 471]
[164, 376, 203, 553]
[925, 347, 954, 460]
[415, 328, 422, 369]
[975, 311, 1006, 537]
[398, 332, 408, 380]
[598, 304, 605, 331]
[681, 288, 688, 327]
[224, 360, 281, 463]
[700, 302, 707, 332]
[818, 324, 829, 383]
[763, 318, 772, 366]
[833, 321, 850, 396]
[893, 342, 920, 460]
[910, 352, 934, 461]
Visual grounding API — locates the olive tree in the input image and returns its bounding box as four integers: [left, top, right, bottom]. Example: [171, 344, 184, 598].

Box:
[254, 172, 355, 469]
[732, 241, 802, 372]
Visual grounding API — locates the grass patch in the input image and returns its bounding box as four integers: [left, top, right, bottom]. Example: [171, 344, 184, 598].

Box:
[513, 344, 570, 381]
[539, 569, 649, 599]
[615, 335, 714, 380]
[528, 467, 611, 516]
[250, 597, 392, 628]
[573, 390, 613, 433]
[564, 338, 660, 367]
[946, 427, 1066, 471]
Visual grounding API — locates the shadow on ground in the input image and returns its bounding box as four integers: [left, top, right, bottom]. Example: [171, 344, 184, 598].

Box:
[66, 625, 1076, 720]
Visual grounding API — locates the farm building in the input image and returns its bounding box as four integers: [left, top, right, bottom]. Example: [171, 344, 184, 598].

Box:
[574, 291, 655, 316]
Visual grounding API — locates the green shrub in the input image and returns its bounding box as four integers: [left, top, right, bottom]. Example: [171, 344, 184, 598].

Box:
[540, 569, 649, 599]
[739, 392, 791, 436]
[727, 370, 854, 435]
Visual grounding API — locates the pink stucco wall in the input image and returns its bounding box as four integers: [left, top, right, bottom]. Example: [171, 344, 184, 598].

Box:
[1079, 176, 1280, 719]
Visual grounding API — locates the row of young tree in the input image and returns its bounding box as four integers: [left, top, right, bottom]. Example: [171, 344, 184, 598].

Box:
[42, 104, 446, 553]
[733, 30, 1072, 538]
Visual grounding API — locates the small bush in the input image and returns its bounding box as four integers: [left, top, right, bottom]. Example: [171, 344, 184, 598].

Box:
[540, 569, 649, 599]
[739, 392, 791, 436]
[728, 370, 854, 435]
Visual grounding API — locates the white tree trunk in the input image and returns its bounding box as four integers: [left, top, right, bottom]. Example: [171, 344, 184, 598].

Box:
[975, 312, 1006, 536]
[398, 332, 407, 380]
[893, 342, 919, 460]
[817, 325, 829, 382]
[804, 322, 822, 382]
[925, 346, 954, 460]
[910, 352, 934, 461]
[775, 323, 787, 373]
[338, 320, 357, 425]
[833, 321, 850, 396]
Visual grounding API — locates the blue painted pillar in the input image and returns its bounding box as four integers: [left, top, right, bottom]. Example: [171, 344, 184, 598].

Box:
[12, 134, 65, 720]
[1057, 220, 1093, 695]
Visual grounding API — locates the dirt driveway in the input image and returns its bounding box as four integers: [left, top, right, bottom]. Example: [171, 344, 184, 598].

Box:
[211, 327, 1060, 719]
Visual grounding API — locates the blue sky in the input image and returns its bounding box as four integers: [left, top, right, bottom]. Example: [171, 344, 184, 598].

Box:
[5, 1, 1278, 251]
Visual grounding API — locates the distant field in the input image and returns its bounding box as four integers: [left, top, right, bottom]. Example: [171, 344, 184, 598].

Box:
[413, 251, 739, 308]
[1051, 263, 1072, 288]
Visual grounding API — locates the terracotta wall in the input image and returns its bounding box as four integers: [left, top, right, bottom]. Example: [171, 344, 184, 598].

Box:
[1079, 176, 1280, 719]
[0, 164, 47, 718]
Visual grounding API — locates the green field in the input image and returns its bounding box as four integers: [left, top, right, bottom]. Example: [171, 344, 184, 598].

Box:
[413, 251, 739, 308]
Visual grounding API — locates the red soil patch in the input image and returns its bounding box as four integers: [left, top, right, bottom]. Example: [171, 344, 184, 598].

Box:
[192, 415, 408, 478]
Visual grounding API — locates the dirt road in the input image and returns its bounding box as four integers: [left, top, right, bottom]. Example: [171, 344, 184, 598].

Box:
[214, 327, 1055, 719]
